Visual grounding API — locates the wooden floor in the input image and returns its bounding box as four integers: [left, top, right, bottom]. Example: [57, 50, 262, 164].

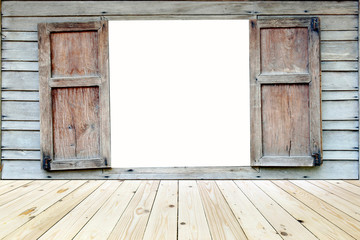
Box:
[0, 180, 360, 239]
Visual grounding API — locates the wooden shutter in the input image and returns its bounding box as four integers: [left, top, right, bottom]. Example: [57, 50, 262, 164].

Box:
[250, 18, 321, 167]
[38, 21, 110, 171]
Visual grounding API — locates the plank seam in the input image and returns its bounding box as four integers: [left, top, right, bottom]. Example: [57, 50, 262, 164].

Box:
[252, 181, 325, 239]
[232, 180, 282, 239]
[273, 180, 360, 239]
[34, 181, 103, 239]
[65, 181, 124, 240]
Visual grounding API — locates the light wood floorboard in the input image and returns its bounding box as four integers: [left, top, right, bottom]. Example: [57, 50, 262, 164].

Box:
[0, 180, 359, 240]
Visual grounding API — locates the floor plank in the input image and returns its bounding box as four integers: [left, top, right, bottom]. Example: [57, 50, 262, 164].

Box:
[0, 180, 85, 239]
[74, 180, 142, 240]
[274, 181, 360, 240]
[217, 181, 281, 240]
[2, 180, 104, 240]
[0, 180, 32, 196]
[345, 180, 360, 187]
[0, 180, 45, 206]
[39, 180, 122, 240]
[178, 180, 212, 240]
[255, 181, 354, 240]
[291, 180, 360, 221]
[310, 181, 360, 207]
[0, 180, 15, 187]
[197, 181, 247, 240]
[108, 180, 160, 240]
[143, 181, 178, 240]
[235, 180, 318, 240]
[327, 180, 360, 196]
[0, 180, 359, 240]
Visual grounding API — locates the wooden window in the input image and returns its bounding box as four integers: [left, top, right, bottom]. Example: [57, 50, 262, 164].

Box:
[38, 21, 110, 171]
[38, 18, 321, 171]
[250, 18, 321, 167]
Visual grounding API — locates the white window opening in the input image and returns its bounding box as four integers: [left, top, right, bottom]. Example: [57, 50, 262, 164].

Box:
[110, 20, 250, 168]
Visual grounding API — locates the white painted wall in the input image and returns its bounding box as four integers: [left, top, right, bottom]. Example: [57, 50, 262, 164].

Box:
[109, 20, 250, 167]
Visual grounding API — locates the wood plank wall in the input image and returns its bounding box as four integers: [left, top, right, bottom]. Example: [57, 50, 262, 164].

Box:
[1, 1, 359, 179]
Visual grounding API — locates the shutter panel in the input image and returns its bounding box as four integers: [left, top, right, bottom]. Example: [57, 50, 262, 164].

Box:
[38, 21, 110, 171]
[250, 18, 321, 167]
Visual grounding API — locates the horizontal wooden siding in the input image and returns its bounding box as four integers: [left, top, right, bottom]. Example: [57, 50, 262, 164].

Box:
[1, 1, 359, 179]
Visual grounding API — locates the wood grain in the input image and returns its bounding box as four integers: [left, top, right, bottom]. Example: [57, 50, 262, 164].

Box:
[275, 181, 360, 240]
[262, 84, 310, 156]
[143, 181, 178, 240]
[0, 181, 85, 239]
[310, 181, 360, 206]
[260, 27, 308, 74]
[52, 87, 100, 160]
[251, 18, 321, 167]
[235, 180, 318, 240]
[2, 180, 103, 240]
[74, 180, 141, 240]
[0, 181, 45, 206]
[291, 180, 360, 221]
[2, 1, 357, 16]
[178, 181, 212, 240]
[0, 180, 69, 238]
[50, 31, 99, 77]
[38, 21, 110, 170]
[255, 181, 354, 240]
[108, 181, 160, 240]
[0, 180, 32, 196]
[197, 181, 247, 239]
[217, 181, 281, 240]
[39, 181, 121, 240]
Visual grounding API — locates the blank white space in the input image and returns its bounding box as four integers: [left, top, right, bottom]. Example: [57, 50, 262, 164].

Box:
[110, 20, 250, 168]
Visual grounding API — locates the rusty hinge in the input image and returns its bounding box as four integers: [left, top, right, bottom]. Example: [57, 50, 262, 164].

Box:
[311, 18, 319, 33]
[312, 151, 321, 166]
[43, 156, 52, 171]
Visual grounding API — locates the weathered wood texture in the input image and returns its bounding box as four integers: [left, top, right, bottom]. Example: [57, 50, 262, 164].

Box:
[38, 21, 110, 171]
[0, 0, 2, 179]
[52, 87, 100, 160]
[1, 160, 358, 179]
[250, 18, 321, 167]
[1, 1, 359, 178]
[50, 31, 99, 77]
[262, 84, 310, 156]
[2, 1, 358, 16]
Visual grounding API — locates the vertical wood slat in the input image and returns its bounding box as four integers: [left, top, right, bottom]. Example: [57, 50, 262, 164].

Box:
[38, 21, 110, 171]
[249, 19, 262, 166]
[38, 23, 52, 169]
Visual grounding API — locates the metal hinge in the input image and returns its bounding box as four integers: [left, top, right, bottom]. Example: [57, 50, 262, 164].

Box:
[312, 152, 321, 166]
[311, 18, 319, 33]
[43, 156, 52, 171]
